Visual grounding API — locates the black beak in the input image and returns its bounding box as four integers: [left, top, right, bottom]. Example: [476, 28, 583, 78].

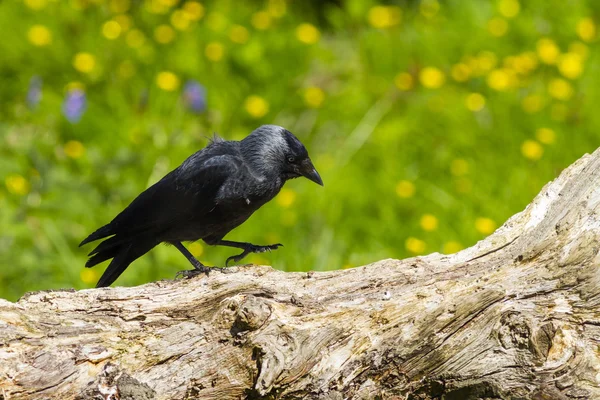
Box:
[300, 159, 324, 186]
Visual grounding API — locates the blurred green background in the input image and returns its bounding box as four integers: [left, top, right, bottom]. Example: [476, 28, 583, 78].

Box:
[0, 0, 598, 300]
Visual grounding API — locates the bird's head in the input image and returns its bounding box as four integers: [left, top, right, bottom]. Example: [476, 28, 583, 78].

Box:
[242, 125, 323, 186]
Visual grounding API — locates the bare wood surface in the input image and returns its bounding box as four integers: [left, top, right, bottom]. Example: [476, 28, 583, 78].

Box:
[2, 149, 600, 399]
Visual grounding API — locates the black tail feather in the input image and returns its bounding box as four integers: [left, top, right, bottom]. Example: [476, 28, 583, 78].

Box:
[96, 243, 132, 288]
[93, 238, 158, 287]
[79, 224, 114, 247]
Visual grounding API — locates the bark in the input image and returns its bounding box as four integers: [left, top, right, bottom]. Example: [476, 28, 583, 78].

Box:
[2, 149, 600, 400]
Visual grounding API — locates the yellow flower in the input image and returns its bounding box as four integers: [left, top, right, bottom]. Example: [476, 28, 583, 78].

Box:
[251, 11, 272, 30]
[419, 67, 445, 88]
[154, 25, 175, 44]
[487, 18, 508, 37]
[487, 69, 514, 91]
[171, 9, 191, 31]
[126, 29, 146, 48]
[535, 128, 555, 145]
[367, 5, 402, 28]
[109, 0, 130, 13]
[189, 242, 203, 257]
[405, 237, 426, 254]
[395, 180, 415, 198]
[537, 38, 560, 64]
[394, 72, 413, 91]
[465, 93, 485, 112]
[576, 18, 596, 42]
[443, 241, 463, 254]
[296, 23, 320, 44]
[450, 159, 469, 176]
[547, 78, 573, 100]
[205, 42, 224, 61]
[182, 1, 205, 21]
[156, 71, 180, 91]
[80, 268, 99, 285]
[27, 25, 52, 47]
[102, 20, 122, 40]
[229, 25, 249, 44]
[276, 188, 296, 208]
[558, 53, 583, 79]
[521, 94, 544, 113]
[24, 0, 46, 10]
[64, 140, 85, 159]
[5, 174, 30, 196]
[303, 87, 325, 108]
[512, 52, 538, 74]
[73, 52, 96, 74]
[497, 0, 520, 18]
[267, 0, 286, 18]
[420, 214, 438, 231]
[419, 0, 439, 19]
[244, 95, 269, 118]
[521, 140, 543, 160]
[475, 217, 496, 235]
[451, 63, 471, 82]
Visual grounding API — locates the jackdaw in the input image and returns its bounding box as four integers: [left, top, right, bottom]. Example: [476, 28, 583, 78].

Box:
[80, 125, 323, 287]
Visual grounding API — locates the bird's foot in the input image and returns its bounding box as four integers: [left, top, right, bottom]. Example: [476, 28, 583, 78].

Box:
[225, 243, 283, 267]
[175, 264, 236, 279]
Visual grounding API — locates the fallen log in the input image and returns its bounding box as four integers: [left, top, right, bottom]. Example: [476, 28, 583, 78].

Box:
[2, 148, 600, 400]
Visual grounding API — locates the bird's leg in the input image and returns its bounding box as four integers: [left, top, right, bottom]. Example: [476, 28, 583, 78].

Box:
[173, 241, 214, 279]
[213, 240, 283, 267]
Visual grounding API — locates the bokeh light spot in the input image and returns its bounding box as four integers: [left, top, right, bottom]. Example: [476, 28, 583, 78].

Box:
[276, 188, 296, 208]
[303, 87, 325, 108]
[205, 42, 224, 61]
[420, 214, 438, 231]
[156, 71, 180, 91]
[419, 67, 445, 88]
[405, 237, 426, 254]
[64, 140, 85, 159]
[27, 25, 52, 47]
[73, 52, 96, 74]
[465, 93, 485, 112]
[296, 23, 320, 44]
[395, 180, 415, 198]
[244, 95, 269, 118]
[368, 6, 402, 28]
[475, 217, 497, 235]
[521, 140, 543, 160]
[535, 128, 556, 145]
[5, 174, 30, 196]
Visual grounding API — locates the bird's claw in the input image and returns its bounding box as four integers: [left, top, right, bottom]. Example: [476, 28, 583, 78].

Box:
[175, 264, 212, 279]
[225, 243, 283, 267]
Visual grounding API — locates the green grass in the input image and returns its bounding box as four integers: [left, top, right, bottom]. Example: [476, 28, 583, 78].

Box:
[0, 0, 598, 300]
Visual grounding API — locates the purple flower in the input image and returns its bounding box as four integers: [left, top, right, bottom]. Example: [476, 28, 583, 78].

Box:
[62, 88, 87, 123]
[27, 76, 42, 109]
[183, 80, 206, 113]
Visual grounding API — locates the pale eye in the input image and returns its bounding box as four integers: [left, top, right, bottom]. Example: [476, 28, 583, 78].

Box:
[287, 156, 295, 163]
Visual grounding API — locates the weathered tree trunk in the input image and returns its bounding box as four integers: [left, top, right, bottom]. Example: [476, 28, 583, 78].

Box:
[2, 149, 600, 400]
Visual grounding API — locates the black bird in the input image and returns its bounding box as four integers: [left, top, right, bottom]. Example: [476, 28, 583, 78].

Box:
[80, 125, 323, 287]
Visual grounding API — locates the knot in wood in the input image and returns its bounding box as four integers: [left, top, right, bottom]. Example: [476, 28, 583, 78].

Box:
[233, 295, 272, 333]
[496, 312, 531, 350]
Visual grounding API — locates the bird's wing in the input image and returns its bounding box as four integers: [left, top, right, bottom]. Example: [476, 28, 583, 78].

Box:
[108, 153, 243, 238]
